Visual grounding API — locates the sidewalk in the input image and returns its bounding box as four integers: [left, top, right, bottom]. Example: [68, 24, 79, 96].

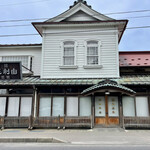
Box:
[0, 128, 150, 145]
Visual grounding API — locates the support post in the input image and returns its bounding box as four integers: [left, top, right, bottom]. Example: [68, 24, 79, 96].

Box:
[91, 94, 95, 128]
[33, 87, 38, 118]
[119, 95, 123, 128]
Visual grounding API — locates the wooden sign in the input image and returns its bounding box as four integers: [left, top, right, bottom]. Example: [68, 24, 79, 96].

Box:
[0, 62, 22, 80]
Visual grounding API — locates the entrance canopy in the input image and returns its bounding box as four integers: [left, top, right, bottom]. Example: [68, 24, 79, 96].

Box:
[82, 79, 136, 96]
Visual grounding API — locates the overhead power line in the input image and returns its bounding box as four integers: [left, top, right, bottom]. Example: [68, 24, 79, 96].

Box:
[105, 9, 150, 15]
[0, 0, 51, 7]
[0, 14, 150, 25]
[0, 25, 150, 38]
[0, 9, 150, 23]
[0, 18, 48, 23]
[1, 15, 150, 28]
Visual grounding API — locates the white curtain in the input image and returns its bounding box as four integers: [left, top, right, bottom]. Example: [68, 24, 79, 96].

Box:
[20, 97, 32, 117]
[39, 97, 51, 117]
[136, 97, 149, 117]
[80, 97, 91, 116]
[7, 97, 19, 116]
[0, 97, 6, 116]
[52, 97, 64, 116]
[122, 96, 135, 117]
[67, 97, 78, 116]
[95, 96, 105, 116]
[108, 96, 119, 117]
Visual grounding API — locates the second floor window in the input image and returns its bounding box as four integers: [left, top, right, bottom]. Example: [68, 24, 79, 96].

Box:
[63, 41, 75, 65]
[2, 56, 32, 73]
[87, 41, 99, 65]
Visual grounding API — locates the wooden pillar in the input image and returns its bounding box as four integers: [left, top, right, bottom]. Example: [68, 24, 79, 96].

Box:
[148, 89, 150, 117]
[33, 87, 38, 118]
[119, 95, 123, 128]
[91, 94, 95, 128]
[105, 95, 108, 126]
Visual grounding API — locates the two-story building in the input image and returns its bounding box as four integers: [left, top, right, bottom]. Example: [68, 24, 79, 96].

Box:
[0, 0, 150, 129]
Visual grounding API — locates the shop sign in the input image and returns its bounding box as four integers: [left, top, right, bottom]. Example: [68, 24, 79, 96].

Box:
[0, 62, 22, 80]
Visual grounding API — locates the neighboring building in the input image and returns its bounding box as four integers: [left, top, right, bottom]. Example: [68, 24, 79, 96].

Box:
[0, 0, 149, 129]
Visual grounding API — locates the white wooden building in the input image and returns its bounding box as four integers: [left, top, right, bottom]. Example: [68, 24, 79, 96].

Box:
[0, 0, 149, 129]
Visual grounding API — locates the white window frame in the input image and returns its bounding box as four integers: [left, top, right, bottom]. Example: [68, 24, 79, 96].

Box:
[84, 40, 102, 69]
[59, 40, 77, 69]
[1, 55, 32, 74]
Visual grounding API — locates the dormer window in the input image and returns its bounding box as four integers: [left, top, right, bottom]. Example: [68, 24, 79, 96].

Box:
[87, 41, 99, 65]
[63, 41, 75, 66]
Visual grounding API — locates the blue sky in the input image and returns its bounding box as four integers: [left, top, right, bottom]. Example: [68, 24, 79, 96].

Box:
[0, 0, 150, 51]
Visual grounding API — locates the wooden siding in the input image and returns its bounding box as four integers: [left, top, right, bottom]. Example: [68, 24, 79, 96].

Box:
[41, 27, 119, 78]
[0, 47, 41, 76]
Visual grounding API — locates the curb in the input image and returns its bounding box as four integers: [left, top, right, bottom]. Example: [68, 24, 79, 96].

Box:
[0, 138, 64, 143]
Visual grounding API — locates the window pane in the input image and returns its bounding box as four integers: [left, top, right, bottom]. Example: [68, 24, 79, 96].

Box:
[7, 97, 19, 116]
[67, 97, 78, 116]
[87, 47, 98, 55]
[136, 97, 149, 117]
[64, 47, 74, 56]
[80, 97, 91, 116]
[0, 97, 6, 116]
[0, 89, 7, 94]
[95, 96, 105, 116]
[123, 96, 135, 117]
[87, 56, 98, 65]
[39, 97, 51, 117]
[52, 97, 64, 116]
[20, 97, 32, 117]
[64, 57, 74, 65]
[108, 97, 119, 117]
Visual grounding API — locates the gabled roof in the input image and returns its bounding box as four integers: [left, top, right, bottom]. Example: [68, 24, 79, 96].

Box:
[45, 0, 114, 22]
[32, 0, 128, 43]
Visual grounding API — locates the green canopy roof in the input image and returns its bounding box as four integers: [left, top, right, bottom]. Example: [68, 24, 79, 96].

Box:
[81, 79, 136, 96]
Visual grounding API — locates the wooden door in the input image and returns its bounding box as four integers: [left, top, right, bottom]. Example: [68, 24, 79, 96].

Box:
[95, 96, 119, 126]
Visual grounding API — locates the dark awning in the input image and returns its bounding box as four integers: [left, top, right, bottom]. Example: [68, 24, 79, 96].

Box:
[81, 79, 136, 96]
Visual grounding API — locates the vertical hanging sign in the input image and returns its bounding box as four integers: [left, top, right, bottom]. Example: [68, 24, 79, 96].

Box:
[0, 62, 22, 80]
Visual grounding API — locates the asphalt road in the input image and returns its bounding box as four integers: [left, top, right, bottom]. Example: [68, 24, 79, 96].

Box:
[0, 144, 150, 150]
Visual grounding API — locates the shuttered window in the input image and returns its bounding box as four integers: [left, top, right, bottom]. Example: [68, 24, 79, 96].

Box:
[52, 97, 64, 116]
[136, 97, 149, 117]
[67, 97, 78, 116]
[123, 96, 135, 117]
[39, 97, 51, 117]
[87, 41, 99, 65]
[7, 97, 20, 116]
[0, 97, 6, 116]
[80, 97, 91, 116]
[20, 97, 32, 117]
[63, 41, 75, 65]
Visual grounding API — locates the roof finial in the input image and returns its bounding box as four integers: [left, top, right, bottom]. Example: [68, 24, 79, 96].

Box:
[70, 0, 91, 9]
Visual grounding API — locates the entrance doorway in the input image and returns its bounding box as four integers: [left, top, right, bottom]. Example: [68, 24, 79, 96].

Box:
[95, 96, 119, 126]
